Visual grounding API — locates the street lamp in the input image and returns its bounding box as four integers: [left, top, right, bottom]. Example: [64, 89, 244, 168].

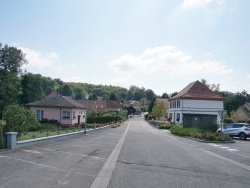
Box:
[118, 108, 120, 123]
[84, 94, 89, 134]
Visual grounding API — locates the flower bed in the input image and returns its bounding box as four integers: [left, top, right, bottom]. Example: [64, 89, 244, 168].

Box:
[170, 125, 232, 142]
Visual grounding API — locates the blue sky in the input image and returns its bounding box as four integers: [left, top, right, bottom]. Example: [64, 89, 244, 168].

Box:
[1, 0, 249, 95]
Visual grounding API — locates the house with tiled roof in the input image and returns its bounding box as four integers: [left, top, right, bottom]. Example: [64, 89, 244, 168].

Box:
[77, 100, 122, 114]
[125, 100, 142, 115]
[26, 92, 86, 126]
[168, 80, 224, 128]
[235, 102, 250, 122]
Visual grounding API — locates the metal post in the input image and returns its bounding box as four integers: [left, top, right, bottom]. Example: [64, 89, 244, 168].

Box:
[84, 94, 89, 134]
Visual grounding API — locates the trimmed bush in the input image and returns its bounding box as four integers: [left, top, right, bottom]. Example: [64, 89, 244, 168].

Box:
[158, 124, 173, 129]
[170, 125, 232, 141]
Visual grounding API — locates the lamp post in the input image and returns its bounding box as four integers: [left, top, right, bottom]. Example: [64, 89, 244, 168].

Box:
[118, 108, 120, 123]
[84, 94, 89, 134]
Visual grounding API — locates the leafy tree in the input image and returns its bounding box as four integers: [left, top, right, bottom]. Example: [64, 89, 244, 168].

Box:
[109, 93, 118, 100]
[60, 84, 72, 96]
[146, 89, 156, 100]
[3, 104, 40, 137]
[162, 93, 169, 98]
[20, 73, 44, 104]
[151, 100, 167, 120]
[170, 92, 178, 98]
[201, 79, 220, 92]
[0, 44, 27, 118]
[148, 97, 156, 113]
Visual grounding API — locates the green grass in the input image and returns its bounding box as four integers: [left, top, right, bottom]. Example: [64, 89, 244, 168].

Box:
[40, 123, 58, 130]
[17, 127, 86, 141]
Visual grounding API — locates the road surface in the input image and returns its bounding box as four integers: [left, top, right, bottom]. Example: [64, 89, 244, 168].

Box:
[0, 117, 250, 188]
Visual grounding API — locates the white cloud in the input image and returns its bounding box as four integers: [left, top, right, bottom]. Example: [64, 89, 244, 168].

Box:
[16, 45, 59, 69]
[247, 74, 250, 79]
[181, 0, 225, 9]
[108, 45, 233, 77]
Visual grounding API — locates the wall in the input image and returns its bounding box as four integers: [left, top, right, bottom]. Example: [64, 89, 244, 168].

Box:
[169, 99, 224, 124]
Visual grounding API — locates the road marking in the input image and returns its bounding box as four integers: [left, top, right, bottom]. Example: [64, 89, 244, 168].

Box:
[200, 148, 250, 171]
[22, 150, 42, 154]
[36, 147, 106, 160]
[0, 154, 95, 177]
[90, 120, 131, 188]
[228, 149, 239, 152]
[208, 143, 239, 152]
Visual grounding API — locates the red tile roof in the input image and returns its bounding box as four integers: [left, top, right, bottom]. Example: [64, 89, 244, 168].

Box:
[168, 80, 224, 101]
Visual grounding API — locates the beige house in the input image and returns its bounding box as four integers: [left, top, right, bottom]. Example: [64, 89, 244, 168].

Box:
[26, 94, 86, 126]
[235, 102, 250, 122]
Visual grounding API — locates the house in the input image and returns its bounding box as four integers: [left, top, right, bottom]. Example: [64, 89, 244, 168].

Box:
[235, 102, 250, 122]
[125, 100, 142, 115]
[168, 81, 224, 129]
[26, 94, 86, 126]
[77, 100, 122, 114]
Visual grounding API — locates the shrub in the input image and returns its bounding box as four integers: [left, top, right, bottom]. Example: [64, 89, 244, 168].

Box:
[224, 118, 233, 124]
[111, 124, 118, 128]
[170, 125, 231, 141]
[158, 124, 173, 129]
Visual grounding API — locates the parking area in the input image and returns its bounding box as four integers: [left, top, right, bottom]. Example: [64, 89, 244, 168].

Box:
[0, 125, 127, 188]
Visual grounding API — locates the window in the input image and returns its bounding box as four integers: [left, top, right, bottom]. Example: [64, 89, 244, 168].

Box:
[177, 101, 180, 108]
[36, 110, 44, 120]
[62, 111, 70, 118]
[176, 113, 180, 122]
[73, 111, 76, 118]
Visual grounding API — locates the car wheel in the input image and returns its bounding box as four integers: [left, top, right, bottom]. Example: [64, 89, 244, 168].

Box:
[239, 133, 246, 140]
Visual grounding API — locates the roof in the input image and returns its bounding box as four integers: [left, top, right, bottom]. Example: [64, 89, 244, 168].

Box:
[168, 80, 224, 102]
[26, 95, 85, 108]
[77, 100, 122, 112]
[157, 98, 169, 108]
[239, 106, 250, 118]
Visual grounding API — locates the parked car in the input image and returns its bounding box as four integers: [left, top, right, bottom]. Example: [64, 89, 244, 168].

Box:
[217, 123, 250, 140]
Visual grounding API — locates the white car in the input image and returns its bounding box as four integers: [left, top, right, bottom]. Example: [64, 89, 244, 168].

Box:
[217, 123, 250, 140]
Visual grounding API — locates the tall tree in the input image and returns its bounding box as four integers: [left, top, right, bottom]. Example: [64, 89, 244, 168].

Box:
[151, 100, 167, 120]
[0, 44, 27, 118]
[20, 73, 44, 104]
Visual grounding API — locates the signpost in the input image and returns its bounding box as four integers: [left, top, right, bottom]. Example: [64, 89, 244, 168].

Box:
[217, 110, 224, 133]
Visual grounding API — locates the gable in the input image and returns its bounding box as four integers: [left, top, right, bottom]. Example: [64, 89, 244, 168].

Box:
[169, 81, 224, 102]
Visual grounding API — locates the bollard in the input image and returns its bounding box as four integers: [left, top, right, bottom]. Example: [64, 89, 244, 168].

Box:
[5, 132, 18, 150]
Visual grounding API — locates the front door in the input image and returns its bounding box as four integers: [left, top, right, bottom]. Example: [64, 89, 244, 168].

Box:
[78, 115, 80, 124]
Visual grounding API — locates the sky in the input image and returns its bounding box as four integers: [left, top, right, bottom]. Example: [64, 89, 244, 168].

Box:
[1, 0, 250, 95]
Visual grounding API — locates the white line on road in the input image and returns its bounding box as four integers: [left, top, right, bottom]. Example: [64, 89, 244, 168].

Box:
[0, 154, 95, 177]
[200, 148, 250, 171]
[227, 149, 239, 152]
[36, 147, 106, 160]
[90, 120, 132, 188]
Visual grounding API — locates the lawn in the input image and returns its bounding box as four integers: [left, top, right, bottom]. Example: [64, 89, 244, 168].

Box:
[17, 123, 86, 141]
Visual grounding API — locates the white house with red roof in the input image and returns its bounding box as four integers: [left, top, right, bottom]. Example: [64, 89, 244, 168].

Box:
[168, 81, 224, 128]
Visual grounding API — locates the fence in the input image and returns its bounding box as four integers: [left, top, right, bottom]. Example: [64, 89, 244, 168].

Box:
[5, 124, 111, 150]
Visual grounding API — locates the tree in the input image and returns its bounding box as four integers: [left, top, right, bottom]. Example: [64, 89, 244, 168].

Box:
[148, 97, 156, 113]
[201, 79, 220, 92]
[3, 104, 40, 137]
[162, 93, 169, 98]
[20, 73, 45, 104]
[0, 44, 27, 118]
[146, 89, 156, 100]
[60, 84, 72, 96]
[151, 100, 167, 120]
[109, 93, 118, 101]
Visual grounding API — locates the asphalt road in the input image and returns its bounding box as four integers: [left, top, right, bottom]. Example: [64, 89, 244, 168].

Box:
[1, 117, 250, 188]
